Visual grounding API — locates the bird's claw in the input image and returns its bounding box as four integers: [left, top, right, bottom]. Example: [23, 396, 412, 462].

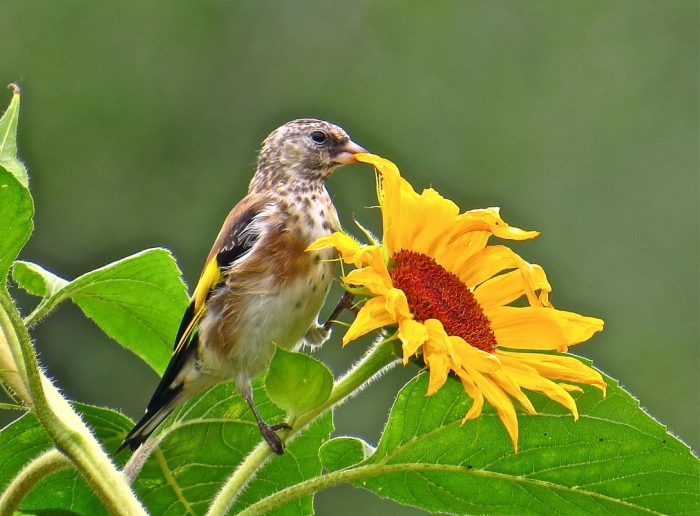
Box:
[303, 323, 331, 348]
[259, 422, 288, 455]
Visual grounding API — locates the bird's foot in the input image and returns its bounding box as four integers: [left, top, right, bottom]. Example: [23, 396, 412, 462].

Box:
[303, 323, 331, 348]
[258, 421, 290, 455]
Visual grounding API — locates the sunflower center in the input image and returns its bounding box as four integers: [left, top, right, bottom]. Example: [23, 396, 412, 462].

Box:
[389, 250, 497, 352]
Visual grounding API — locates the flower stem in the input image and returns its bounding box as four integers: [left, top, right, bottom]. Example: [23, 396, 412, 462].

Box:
[0, 291, 146, 515]
[206, 336, 401, 516]
[294, 334, 401, 430]
[23, 296, 57, 328]
[0, 448, 71, 514]
[235, 463, 391, 516]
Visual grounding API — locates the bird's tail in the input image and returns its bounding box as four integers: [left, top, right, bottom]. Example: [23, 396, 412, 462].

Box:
[117, 342, 198, 453]
[117, 386, 185, 453]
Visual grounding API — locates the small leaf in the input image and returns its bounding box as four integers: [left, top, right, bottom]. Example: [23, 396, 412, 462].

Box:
[265, 347, 334, 415]
[0, 84, 28, 187]
[0, 167, 33, 286]
[354, 368, 700, 515]
[12, 261, 68, 298]
[320, 436, 370, 472]
[0, 403, 133, 515]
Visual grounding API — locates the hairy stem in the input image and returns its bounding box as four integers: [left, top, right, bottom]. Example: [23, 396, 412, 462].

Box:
[23, 296, 58, 328]
[0, 292, 146, 515]
[236, 463, 412, 515]
[0, 448, 71, 514]
[206, 336, 401, 516]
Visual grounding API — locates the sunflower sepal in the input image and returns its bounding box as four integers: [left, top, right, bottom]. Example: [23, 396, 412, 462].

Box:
[336, 282, 373, 298]
[353, 217, 381, 247]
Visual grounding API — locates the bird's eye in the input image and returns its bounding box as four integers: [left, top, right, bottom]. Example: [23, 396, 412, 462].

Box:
[310, 131, 328, 145]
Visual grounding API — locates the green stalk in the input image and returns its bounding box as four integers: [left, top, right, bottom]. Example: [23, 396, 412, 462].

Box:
[0, 292, 147, 515]
[0, 448, 71, 514]
[23, 296, 59, 328]
[206, 336, 401, 516]
[237, 463, 433, 516]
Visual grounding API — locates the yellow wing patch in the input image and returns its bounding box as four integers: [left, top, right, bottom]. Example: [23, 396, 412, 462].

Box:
[173, 257, 221, 355]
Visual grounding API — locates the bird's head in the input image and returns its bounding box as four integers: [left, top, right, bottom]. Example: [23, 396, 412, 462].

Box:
[254, 119, 367, 188]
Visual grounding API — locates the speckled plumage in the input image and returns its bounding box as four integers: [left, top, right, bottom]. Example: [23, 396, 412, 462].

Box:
[120, 119, 366, 454]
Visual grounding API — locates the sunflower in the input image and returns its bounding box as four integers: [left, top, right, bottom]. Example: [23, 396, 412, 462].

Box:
[309, 153, 605, 451]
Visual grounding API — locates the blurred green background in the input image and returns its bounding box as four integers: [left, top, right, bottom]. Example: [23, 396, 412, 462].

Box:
[1, 1, 697, 514]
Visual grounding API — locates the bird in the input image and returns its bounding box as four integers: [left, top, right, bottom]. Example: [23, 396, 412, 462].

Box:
[118, 119, 366, 455]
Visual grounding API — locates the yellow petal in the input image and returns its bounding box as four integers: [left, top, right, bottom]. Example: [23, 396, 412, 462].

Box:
[455, 245, 524, 289]
[558, 383, 584, 393]
[384, 287, 412, 321]
[488, 306, 604, 351]
[469, 368, 520, 452]
[458, 207, 539, 242]
[497, 351, 607, 394]
[488, 369, 537, 415]
[307, 232, 355, 259]
[424, 345, 451, 395]
[457, 372, 485, 421]
[343, 266, 392, 295]
[494, 364, 579, 420]
[309, 232, 383, 269]
[356, 153, 408, 256]
[398, 319, 428, 363]
[450, 335, 501, 373]
[430, 223, 494, 272]
[432, 208, 538, 271]
[404, 188, 461, 255]
[423, 319, 461, 369]
[343, 297, 395, 344]
[473, 262, 552, 309]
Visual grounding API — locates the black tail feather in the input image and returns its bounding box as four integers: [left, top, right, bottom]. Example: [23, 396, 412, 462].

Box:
[117, 341, 197, 453]
[117, 382, 184, 453]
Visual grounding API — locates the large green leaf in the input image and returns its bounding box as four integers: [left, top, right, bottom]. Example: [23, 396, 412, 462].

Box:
[133, 380, 332, 515]
[0, 86, 31, 286]
[13, 249, 188, 375]
[0, 168, 33, 287]
[0, 403, 133, 516]
[1, 384, 332, 515]
[0, 85, 28, 187]
[354, 369, 700, 515]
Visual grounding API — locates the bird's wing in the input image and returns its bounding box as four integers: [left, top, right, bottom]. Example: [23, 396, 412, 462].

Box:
[171, 195, 270, 357]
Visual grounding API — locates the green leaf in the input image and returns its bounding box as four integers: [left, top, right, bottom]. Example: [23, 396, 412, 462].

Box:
[0, 403, 133, 516]
[12, 261, 68, 298]
[265, 347, 334, 415]
[67, 249, 187, 375]
[0, 85, 28, 187]
[17, 249, 188, 375]
[320, 437, 370, 472]
[133, 380, 333, 515]
[354, 369, 700, 515]
[0, 167, 33, 286]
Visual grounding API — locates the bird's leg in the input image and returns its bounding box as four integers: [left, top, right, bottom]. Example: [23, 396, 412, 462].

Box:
[244, 391, 290, 455]
[322, 291, 356, 331]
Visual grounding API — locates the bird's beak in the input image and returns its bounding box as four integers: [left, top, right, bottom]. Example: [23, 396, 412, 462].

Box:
[333, 139, 368, 165]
